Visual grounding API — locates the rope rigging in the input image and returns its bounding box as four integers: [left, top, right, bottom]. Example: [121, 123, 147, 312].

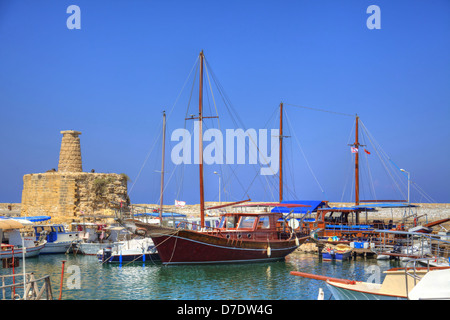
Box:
[130, 52, 434, 207]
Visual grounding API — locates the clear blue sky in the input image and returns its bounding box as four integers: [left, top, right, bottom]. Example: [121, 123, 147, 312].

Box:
[1, 0, 449, 205]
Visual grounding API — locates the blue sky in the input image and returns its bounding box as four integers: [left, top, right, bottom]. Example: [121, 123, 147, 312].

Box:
[1, 0, 449, 205]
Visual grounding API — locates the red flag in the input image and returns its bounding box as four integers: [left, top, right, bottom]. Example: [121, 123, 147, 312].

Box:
[364, 149, 371, 155]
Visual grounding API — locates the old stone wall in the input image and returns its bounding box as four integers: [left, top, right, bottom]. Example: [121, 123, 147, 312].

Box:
[20, 172, 128, 223]
[21, 172, 76, 219]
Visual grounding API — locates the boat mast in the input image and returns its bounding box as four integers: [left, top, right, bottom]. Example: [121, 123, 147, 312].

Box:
[354, 115, 360, 224]
[279, 102, 283, 203]
[159, 111, 166, 221]
[354, 114, 360, 207]
[199, 51, 205, 228]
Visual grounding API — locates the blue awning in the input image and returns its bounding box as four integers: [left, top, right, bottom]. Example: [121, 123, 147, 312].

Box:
[318, 207, 376, 212]
[134, 212, 186, 218]
[0, 215, 52, 222]
[353, 203, 418, 209]
[271, 200, 328, 214]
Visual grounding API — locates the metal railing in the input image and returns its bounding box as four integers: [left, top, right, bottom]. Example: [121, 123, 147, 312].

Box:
[0, 272, 53, 300]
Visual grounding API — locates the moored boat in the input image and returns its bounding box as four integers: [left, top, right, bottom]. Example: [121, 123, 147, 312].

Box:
[321, 244, 352, 261]
[0, 220, 46, 259]
[291, 257, 450, 300]
[128, 51, 309, 265]
[73, 223, 133, 255]
[97, 238, 160, 264]
[134, 203, 309, 265]
[32, 223, 80, 254]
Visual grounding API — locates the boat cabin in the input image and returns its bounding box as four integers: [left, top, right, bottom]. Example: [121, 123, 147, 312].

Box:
[33, 224, 79, 243]
[205, 211, 299, 241]
[218, 212, 280, 231]
[206, 202, 313, 240]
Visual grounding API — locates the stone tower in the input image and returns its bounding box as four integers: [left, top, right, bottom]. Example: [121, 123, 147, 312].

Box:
[21, 130, 129, 223]
[58, 130, 82, 172]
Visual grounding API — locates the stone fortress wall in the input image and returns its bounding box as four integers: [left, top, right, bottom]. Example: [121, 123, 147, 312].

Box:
[19, 130, 128, 223]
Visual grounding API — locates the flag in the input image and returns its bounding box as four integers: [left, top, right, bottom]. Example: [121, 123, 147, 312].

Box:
[364, 149, 371, 155]
[351, 147, 358, 153]
[175, 200, 186, 207]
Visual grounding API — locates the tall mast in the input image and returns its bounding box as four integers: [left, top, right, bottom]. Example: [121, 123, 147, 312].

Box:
[159, 111, 166, 221]
[354, 114, 360, 207]
[279, 102, 283, 203]
[199, 51, 205, 228]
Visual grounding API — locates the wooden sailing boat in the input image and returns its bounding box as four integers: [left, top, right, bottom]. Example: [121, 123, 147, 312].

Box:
[133, 51, 309, 264]
[306, 116, 449, 247]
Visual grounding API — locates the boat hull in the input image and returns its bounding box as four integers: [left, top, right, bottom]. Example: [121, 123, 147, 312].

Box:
[40, 241, 77, 254]
[77, 242, 122, 255]
[322, 250, 352, 261]
[326, 282, 406, 300]
[0, 242, 46, 259]
[97, 252, 160, 263]
[136, 223, 304, 265]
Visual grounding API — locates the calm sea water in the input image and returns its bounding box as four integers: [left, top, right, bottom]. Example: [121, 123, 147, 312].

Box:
[1, 253, 401, 300]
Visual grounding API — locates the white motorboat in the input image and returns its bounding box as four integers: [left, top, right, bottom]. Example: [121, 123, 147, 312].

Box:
[32, 224, 80, 254]
[73, 223, 133, 255]
[97, 238, 160, 264]
[0, 220, 46, 259]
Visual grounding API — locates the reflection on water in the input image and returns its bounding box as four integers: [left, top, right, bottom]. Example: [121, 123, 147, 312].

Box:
[0, 253, 402, 300]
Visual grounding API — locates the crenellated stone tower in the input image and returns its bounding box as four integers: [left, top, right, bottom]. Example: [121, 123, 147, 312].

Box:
[20, 130, 129, 223]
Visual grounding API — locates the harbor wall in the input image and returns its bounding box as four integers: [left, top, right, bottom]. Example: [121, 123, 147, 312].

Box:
[132, 202, 450, 223]
[1, 201, 449, 225]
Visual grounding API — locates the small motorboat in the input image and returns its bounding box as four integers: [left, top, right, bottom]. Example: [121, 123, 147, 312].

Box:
[322, 244, 352, 261]
[32, 224, 80, 254]
[97, 238, 160, 264]
[72, 223, 132, 255]
[0, 220, 46, 259]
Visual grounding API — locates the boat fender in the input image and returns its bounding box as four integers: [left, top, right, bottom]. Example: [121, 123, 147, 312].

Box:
[267, 245, 271, 257]
[295, 236, 299, 246]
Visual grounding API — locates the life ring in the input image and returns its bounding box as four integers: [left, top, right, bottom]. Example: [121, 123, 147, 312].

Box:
[135, 227, 147, 236]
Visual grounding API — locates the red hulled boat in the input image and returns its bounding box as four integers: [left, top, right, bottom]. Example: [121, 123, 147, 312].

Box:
[134, 203, 309, 265]
[132, 51, 309, 264]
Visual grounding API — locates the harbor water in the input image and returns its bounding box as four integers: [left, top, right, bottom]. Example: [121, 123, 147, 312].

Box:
[1, 253, 402, 300]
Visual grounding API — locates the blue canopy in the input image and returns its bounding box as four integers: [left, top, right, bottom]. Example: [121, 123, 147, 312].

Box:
[318, 207, 376, 212]
[134, 212, 186, 218]
[353, 203, 418, 209]
[271, 200, 328, 214]
[0, 215, 52, 222]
